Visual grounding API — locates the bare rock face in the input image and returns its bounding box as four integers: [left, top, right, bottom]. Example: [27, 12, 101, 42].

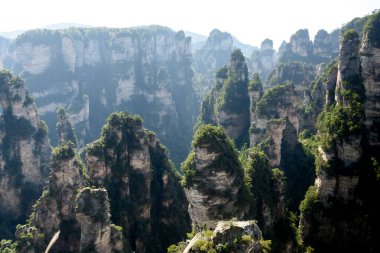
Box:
[279, 28, 338, 64]
[211, 221, 263, 253]
[0, 70, 51, 238]
[249, 84, 301, 164]
[86, 111, 190, 253]
[183, 125, 249, 228]
[360, 18, 380, 147]
[290, 29, 312, 57]
[3, 27, 197, 166]
[313, 29, 340, 58]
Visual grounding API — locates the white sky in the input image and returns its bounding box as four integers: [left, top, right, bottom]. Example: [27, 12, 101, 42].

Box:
[0, 0, 378, 48]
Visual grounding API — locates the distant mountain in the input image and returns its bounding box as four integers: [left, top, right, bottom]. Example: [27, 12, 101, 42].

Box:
[185, 30, 258, 57]
[44, 23, 92, 30]
[0, 30, 25, 39]
[184, 31, 207, 44]
[232, 36, 258, 57]
[0, 23, 92, 39]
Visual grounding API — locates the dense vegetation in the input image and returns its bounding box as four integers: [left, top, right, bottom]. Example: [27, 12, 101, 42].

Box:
[215, 49, 249, 115]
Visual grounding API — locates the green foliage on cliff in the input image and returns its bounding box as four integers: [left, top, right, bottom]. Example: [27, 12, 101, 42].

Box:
[56, 107, 78, 146]
[183, 124, 240, 187]
[181, 151, 196, 186]
[52, 142, 76, 161]
[86, 111, 190, 252]
[215, 50, 249, 115]
[317, 90, 363, 150]
[342, 29, 358, 42]
[299, 186, 319, 214]
[192, 124, 237, 155]
[241, 147, 271, 198]
[0, 240, 16, 253]
[248, 73, 262, 92]
[363, 10, 380, 46]
[256, 83, 291, 117]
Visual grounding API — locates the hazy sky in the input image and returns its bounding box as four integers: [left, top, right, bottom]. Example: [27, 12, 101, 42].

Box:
[0, 0, 378, 48]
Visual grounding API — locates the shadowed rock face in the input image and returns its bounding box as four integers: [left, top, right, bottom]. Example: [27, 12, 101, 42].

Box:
[360, 21, 380, 147]
[75, 188, 124, 253]
[1, 26, 198, 166]
[86, 111, 190, 253]
[56, 107, 77, 146]
[0, 70, 51, 238]
[300, 12, 380, 252]
[183, 125, 249, 228]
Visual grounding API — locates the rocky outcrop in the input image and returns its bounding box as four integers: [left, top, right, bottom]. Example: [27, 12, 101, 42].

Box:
[56, 107, 77, 146]
[3, 26, 198, 166]
[299, 11, 380, 252]
[313, 29, 340, 59]
[248, 73, 263, 121]
[290, 29, 312, 57]
[242, 148, 287, 238]
[250, 84, 301, 158]
[197, 49, 250, 146]
[249, 39, 275, 83]
[266, 61, 317, 90]
[15, 143, 123, 253]
[183, 125, 249, 228]
[16, 144, 85, 253]
[75, 188, 124, 253]
[86, 111, 190, 253]
[0, 70, 51, 238]
[360, 13, 380, 147]
[169, 220, 264, 253]
[279, 29, 338, 64]
[193, 29, 233, 96]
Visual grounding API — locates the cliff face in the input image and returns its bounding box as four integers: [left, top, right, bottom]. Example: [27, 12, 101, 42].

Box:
[86, 112, 190, 253]
[15, 143, 123, 253]
[360, 18, 380, 147]
[249, 39, 275, 83]
[241, 148, 287, 243]
[279, 29, 339, 64]
[1, 26, 197, 166]
[193, 29, 233, 97]
[75, 188, 124, 253]
[313, 29, 340, 59]
[299, 12, 380, 252]
[0, 71, 51, 238]
[249, 74, 315, 211]
[182, 125, 249, 228]
[198, 49, 250, 146]
[56, 107, 77, 146]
